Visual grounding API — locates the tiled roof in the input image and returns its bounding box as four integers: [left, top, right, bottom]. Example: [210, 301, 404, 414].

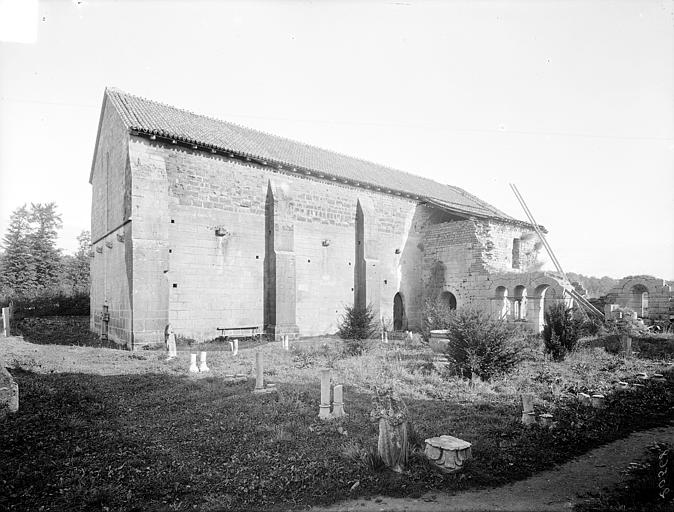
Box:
[105, 88, 516, 221]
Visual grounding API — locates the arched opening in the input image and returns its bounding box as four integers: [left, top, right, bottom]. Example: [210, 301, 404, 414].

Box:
[513, 285, 527, 320]
[440, 291, 457, 311]
[629, 284, 649, 318]
[393, 292, 405, 331]
[494, 286, 509, 319]
[533, 284, 550, 332]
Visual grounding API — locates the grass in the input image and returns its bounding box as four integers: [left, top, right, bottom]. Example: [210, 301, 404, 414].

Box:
[1, 320, 674, 511]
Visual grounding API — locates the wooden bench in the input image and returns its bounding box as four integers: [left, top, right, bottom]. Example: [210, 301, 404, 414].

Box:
[216, 326, 262, 341]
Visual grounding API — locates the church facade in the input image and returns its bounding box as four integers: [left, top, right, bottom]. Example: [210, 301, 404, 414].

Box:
[89, 88, 568, 349]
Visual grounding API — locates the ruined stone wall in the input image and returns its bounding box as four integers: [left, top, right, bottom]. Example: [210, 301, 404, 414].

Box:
[127, 137, 439, 343]
[605, 275, 673, 321]
[421, 219, 564, 331]
[89, 97, 133, 347]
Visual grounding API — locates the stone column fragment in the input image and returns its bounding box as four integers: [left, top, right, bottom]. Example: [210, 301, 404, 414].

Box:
[189, 353, 199, 373]
[319, 368, 331, 419]
[332, 384, 345, 418]
[199, 351, 209, 372]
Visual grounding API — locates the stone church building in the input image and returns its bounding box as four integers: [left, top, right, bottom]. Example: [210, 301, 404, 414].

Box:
[90, 88, 569, 349]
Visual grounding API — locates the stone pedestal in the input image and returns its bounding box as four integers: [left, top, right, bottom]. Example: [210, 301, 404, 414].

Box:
[424, 435, 472, 473]
[429, 330, 450, 353]
[578, 392, 591, 405]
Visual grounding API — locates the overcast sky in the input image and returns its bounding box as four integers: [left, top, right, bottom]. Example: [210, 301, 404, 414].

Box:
[1, 0, 672, 279]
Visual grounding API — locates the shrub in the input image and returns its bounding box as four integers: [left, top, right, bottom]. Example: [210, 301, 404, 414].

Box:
[338, 303, 378, 355]
[420, 297, 454, 341]
[542, 303, 581, 360]
[442, 306, 520, 380]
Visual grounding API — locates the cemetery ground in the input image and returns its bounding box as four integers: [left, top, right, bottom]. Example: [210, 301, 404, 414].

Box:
[1, 317, 673, 511]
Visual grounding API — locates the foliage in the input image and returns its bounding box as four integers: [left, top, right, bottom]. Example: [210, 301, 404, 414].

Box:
[565, 272, 619, 299]
[421, 297, 455, 340]
[338, 303, 378, 354]
[0, 204, 88, 301]
[13, 315, 116, 348]
[542, 303, 581, 361]
[59, 231, 91, 295]
[0, 205, 38, 297]
[442, 306, 521, 380]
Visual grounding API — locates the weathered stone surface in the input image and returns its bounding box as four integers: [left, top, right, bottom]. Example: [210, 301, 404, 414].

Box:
[424, 435, 472, 473]
[0, 364, 19, 417]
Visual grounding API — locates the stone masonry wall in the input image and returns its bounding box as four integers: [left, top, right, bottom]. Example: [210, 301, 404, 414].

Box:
[89, 96, 133, 347]
[128, 137, 449, 343]
[422, 219, 564, 331]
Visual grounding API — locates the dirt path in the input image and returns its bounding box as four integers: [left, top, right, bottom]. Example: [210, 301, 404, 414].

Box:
[314, 423, 674, 512]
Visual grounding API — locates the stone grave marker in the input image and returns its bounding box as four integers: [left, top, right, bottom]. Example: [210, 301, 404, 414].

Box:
[319, 368, 331, 419]
[332, 384, 346, 418]
[521, 393, 536, 425]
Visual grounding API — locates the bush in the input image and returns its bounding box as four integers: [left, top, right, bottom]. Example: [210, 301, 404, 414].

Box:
[542, 303, 580, 360]
[442, 306, 520, 380]
[420, 297, 454, 341]
[338, 303, 378, 355]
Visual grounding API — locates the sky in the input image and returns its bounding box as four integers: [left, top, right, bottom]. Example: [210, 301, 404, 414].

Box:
[0, 0, 672, 280]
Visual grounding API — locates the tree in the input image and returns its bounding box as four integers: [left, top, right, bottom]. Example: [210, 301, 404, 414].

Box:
[27, 202, 62, 295]
[542, 302, 581, 361]
[61, 230, 90, 294]
[0, 205, 38, 298]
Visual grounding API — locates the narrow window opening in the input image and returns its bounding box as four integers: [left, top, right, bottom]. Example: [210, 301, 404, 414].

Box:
[512, 238, 521, 269]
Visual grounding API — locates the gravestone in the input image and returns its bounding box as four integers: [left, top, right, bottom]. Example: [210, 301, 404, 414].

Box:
[591, 394, 605, 409]
[620, 334, 632, 357]
[521, 393, 536, 425]
[1, 307, 9, 337]
[539, 413, 554, 428]
[578, 392, 591, 405]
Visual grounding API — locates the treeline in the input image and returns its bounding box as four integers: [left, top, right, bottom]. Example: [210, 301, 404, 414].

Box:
[566, 272, 618, 298]
[0, 203, 90, 313]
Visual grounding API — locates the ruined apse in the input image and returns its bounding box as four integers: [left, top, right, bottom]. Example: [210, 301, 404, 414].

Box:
[89, 88, 568, 349]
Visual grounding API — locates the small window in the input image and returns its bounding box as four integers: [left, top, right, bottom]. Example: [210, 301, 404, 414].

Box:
[512, 238, 521, 269]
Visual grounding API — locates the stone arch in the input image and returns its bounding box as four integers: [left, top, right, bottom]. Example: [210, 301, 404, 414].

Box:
[494, 286, 509, 319]
[513, 285, 527, 320]
[629, 283, 649, 318]
[527, 275, 568, 332]
[440, 291, 457, 310]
